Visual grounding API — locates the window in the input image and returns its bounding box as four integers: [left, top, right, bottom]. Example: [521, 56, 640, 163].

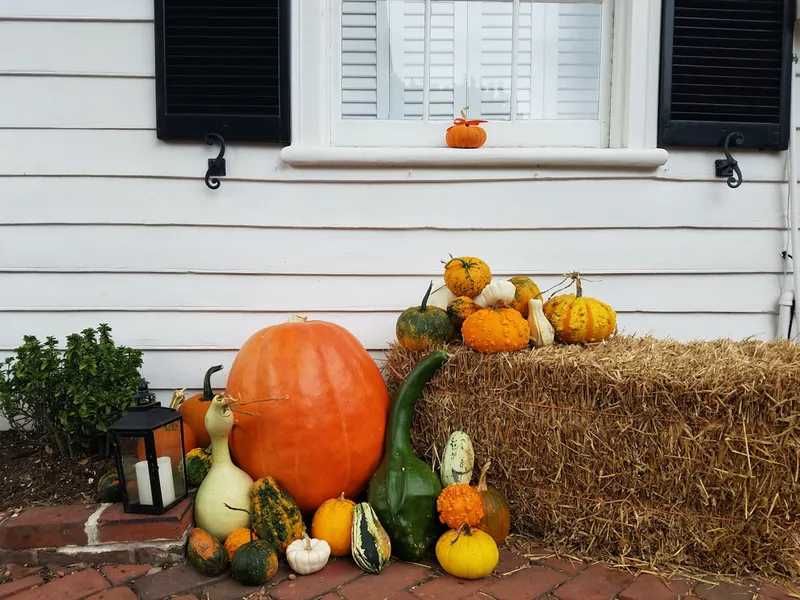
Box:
[335, 0, 613, 147]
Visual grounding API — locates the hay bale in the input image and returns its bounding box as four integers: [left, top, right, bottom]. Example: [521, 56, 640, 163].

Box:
[385, 337, 800, 580]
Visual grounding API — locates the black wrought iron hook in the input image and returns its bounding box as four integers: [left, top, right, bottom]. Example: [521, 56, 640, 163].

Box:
[204, 133, 227, 190]
[715, 131, 744, 189]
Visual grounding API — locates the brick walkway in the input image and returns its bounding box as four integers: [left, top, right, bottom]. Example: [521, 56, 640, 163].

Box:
[1, 548, 798, 600]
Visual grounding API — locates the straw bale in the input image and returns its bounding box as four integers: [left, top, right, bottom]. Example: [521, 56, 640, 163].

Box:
[385, 337, 800, 580]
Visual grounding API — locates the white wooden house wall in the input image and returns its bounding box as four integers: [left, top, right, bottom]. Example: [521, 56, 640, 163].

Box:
[0, 1, 795, 408]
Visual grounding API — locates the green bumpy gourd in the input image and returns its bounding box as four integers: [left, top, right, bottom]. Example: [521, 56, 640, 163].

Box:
[367, 351, 448, 560]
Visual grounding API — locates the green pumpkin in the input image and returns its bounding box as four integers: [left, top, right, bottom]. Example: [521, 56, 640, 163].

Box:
[186, 447, 213, 487]
[231, 540, 279, 585]
[186, 528, 229, 576]
[396, 283, 455, 351]
[351, 502, 391, 574]
[96, 469, 122, 503]
[250, 476, 306, 553]
[367, 351, 447, 560]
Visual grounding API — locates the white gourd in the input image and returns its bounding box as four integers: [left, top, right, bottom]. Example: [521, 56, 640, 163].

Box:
[440, 431, 475, 486]
[195, 395, 254, 540]
[286, 534, 331, 575]
[528, 299, 555, 347]
[428, 283, 457, 310]
[475, 280, 516, 308]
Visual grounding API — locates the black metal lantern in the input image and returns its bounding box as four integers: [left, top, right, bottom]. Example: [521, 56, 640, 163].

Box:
[109, 379, 188, 514]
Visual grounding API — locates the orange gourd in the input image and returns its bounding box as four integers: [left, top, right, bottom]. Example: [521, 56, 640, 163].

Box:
[437, 483, 485, 530]
[446, 109, 488, 149]
[227, 317, 390, 513]
[476, 462, 511, 544]
[224, 527, 257, 561]
[311, 493, 356, 556]
[179, 365, 224, 448]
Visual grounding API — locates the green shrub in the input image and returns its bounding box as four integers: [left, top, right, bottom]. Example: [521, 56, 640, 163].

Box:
[0, 324, 143, 456]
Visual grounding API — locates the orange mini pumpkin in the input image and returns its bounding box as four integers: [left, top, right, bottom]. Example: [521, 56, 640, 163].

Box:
[447, 296, 480, 331]
[437, 483, 485, 530]
[462, 308, 530, 353]
[443, 256, 491, 298]
[311, 492, 356, 556]
[446, 109, 487, 149]
[224, 527, 257, 561]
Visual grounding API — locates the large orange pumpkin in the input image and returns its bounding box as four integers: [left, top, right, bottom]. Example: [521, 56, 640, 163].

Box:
[227, 318, 390, 513]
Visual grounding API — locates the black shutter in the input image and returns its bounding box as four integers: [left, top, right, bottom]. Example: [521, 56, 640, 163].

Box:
[658, 0, 794, 150]
[154, 0, 290, 143]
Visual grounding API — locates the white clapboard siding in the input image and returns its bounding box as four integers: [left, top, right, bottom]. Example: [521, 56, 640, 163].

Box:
[0, 226, 786, 275]
[341, 0, 380, 118]
[0, 177, 789, 229]
[0, 0, 152, 20]
[0, 21, 153, 76]
[0, 273, 782, 314]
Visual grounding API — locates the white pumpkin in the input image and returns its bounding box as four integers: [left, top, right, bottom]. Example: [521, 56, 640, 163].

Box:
[528, 298, 555, 347]
[428, 283, 457, 310]
[475, 280, 516, 308]
[286, 535, 331, 575]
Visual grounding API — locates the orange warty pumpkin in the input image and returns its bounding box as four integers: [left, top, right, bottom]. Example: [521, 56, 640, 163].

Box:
[179, 365, 224, 448]
[227, 318, 390, 513]
[446, 109, 488, 149]
[437, 483, 485, 529]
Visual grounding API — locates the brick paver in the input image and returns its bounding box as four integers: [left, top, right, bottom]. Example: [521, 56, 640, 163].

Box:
[100, 564, 153, 586]
[619, 573, 680, 600]
[0, 575, 44, 599]
[270, 559, 363, 600]
[340, 561, 432, 600]
[694, 581, 757, 600]
[537, 556, 586, 576]
[12, 568, 110, 600]
[0, 504, 96, 549]
[486, 565, 569, 599]
[494, 548, 530, 575]
[132, 564, 226, 600]
[410, 574, 485, 600]
[86, 587, 139, 600]
[554, 563, 634, 600]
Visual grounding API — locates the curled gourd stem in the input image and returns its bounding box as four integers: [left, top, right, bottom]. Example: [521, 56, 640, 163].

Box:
[224, 503, 254, 541]
[566, 272, 583, 297]
[477, 460, 491, 492]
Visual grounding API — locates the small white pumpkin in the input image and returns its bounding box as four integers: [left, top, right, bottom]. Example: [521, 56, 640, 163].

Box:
[286, 534, 331, 575]
[428, 283, 457, 311]
[441, 431, 475, 486]
[474, 280, 516, 308]
[528, 298, 555, 347]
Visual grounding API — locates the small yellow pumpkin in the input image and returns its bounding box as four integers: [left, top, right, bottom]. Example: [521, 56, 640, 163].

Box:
[508, 276, 542, 317]
[443, 256, 491, 298]
[544, 273, 616, 344]
[436, 526, 499, 580]
[461, 308, 529, 353]
[447, 296, 480, 331]
[311, 493, 356, 557]
[436, 483, 485, 529]
[224, 527, 257, 561]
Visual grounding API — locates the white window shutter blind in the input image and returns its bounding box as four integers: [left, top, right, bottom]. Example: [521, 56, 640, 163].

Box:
[556, 2, 602, 119]
[341, 0, 380, 118]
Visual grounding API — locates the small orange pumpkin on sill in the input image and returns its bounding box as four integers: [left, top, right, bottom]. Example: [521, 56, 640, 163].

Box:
[446, 108, 487, 149]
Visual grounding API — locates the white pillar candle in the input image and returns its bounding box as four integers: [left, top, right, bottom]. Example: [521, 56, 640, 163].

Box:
[134, 460, 153, 505]
[134, 456, 176, 506]
[157, 456, 176, 506]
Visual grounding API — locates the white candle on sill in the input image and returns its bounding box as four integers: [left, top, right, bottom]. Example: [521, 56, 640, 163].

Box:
[134, 456, 176, 506]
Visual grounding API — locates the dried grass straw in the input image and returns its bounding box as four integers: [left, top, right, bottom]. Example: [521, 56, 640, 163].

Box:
[385, 337, 800, 582]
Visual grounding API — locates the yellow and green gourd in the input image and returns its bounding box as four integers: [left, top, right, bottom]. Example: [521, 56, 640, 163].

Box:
[194, 395, 253, 540]
[185, 447, 212, 487]
[250, 476, 306, 553]
[396, 283, 455, 351]
[351, 502, 392, 574]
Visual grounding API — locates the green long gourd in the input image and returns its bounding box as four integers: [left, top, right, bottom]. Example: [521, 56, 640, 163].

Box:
[367, 350, 448, 560]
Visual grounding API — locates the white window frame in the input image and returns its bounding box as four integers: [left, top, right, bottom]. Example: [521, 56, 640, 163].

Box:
[281, 0, 669, 169]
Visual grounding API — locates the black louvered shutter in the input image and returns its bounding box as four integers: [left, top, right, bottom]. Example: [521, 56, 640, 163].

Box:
[154, 0, 290, 142]
[658, 0, 794, 150]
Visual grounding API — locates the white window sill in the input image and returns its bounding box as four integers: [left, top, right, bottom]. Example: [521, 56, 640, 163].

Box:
[280, 146, 669, 170]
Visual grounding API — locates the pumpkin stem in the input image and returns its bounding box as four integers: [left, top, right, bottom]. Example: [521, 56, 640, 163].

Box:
[289, 314, 309, 323]
[477, 460, 491, 492]
[567, 272, 583, 298]
[169, 388, 186, 410]
[303, 533, 312, 551]
[420, 281, 434, 312]
[338, 492, 346, 501]
[460, 107, 468, 120]
[202, 365, 224, 401]
[451, 523, 472, 545]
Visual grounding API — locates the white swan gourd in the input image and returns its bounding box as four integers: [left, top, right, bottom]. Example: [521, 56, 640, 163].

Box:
[195, 394, 254, 540]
